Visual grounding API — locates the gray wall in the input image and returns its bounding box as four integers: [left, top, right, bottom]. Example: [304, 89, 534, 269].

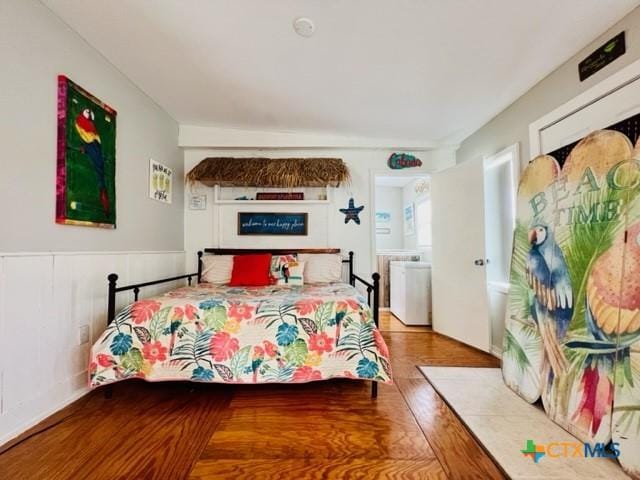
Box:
[456, 6, 640, 167]
[0, 0, 183, 253]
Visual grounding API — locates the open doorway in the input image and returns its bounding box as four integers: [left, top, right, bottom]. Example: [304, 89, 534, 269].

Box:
[373, 174, 432, 327]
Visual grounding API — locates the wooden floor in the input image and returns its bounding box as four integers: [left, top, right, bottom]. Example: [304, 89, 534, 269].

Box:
[0, 312, 503, 480]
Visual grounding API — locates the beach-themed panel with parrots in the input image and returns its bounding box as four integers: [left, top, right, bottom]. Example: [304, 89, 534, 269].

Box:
[56, 76, 116, 228]
[502, 155, 552, 404]
[611, 131, 640, 479]
[503, 112, 640, 477]
[613, 196, 640, 479]
[541, 131, 632, 446]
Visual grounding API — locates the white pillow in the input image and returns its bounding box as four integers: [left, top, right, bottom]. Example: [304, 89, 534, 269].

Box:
[298, 253, 343, 283]
[201, 255, 233, 284]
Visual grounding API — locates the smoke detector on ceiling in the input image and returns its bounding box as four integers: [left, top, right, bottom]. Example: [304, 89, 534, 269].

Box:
[293, 17, 314, 38]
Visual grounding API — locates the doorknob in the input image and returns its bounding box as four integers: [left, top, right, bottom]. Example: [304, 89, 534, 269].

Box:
[474, 259, 485, 266]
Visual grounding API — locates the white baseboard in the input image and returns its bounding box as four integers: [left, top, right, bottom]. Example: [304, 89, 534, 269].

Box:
[490, 345, 502, 359]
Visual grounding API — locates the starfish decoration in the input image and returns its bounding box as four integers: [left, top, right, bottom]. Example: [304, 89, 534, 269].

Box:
[339, 198, 364, 224]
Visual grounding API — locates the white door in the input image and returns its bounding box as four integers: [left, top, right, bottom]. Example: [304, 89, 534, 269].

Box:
[431, 157, 491, 351]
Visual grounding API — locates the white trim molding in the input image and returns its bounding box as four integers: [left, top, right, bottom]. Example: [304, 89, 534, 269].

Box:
[529, 57, 640, 157]
[483, 142, 520, 207]
[490, 345, 503, 359]
[0, 250, 186, 257]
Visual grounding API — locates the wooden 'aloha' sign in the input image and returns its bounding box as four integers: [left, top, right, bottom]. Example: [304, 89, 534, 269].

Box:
[503, 120, 640, 477]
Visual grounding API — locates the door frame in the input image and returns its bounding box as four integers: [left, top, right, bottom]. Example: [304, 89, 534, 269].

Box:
[368, 168, 435, 275]
[529, 58, 640, 157]
[483, 142, 520, 292]
[483, 143, 520, 358]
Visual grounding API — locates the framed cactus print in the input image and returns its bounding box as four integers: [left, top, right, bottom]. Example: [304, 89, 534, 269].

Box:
[56, 75, 117, 228]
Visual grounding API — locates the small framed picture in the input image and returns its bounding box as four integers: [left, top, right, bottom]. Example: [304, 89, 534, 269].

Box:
[376, 211, 391, 225]
[404, 203, 415, 236]
[149, 159, 173, 204]
[189, 194, 207, 210]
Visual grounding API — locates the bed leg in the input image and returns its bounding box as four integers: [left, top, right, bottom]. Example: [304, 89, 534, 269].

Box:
[197, 251, 203, 284]
[104, 385, 113, 399]
[371, 381, 377, 399]
[372, 272, 380, 328]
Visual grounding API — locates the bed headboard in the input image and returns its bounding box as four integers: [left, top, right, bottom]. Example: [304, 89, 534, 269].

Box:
[200, 248, 353, 284]
[203, 248, 341, 255]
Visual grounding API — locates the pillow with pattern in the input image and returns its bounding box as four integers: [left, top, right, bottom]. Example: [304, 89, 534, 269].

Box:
[270, 254, 301, 285]
[280, 260, 305, 286]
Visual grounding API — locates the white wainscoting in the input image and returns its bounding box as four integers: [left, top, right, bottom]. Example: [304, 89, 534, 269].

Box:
[0, 250, 186, 446]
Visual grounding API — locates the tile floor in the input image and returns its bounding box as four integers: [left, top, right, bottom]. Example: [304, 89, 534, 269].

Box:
[419, 366, 630, 479]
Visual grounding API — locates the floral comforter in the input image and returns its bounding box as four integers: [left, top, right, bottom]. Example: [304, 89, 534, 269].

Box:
[89, 282, 392, 387]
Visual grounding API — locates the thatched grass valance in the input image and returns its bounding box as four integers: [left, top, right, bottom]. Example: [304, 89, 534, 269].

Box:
[186, 157, 350, 188]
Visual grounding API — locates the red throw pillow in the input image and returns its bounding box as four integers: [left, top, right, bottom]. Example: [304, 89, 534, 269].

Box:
[229, 254, 273, 286]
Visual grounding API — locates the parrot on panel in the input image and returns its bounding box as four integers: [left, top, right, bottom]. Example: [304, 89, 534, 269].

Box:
[526, 224, 573, 385]
[569, 221, 640, 436]
[75, 108, 110, 216]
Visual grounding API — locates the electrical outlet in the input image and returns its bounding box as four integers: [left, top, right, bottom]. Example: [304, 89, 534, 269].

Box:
[78, 325, 90, 345]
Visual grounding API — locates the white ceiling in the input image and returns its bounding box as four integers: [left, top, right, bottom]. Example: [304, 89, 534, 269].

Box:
[44, 0, 639, 144]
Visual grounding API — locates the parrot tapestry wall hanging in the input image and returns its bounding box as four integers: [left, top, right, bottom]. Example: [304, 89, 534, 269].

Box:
[503, 112, 640, 478]
[56, 75, 116, 228]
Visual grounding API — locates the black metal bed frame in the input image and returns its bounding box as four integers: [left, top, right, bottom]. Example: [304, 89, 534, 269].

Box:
[106, 249, 380, 398]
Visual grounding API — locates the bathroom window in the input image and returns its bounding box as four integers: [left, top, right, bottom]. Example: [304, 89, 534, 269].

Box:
[415, 197, 432, 247]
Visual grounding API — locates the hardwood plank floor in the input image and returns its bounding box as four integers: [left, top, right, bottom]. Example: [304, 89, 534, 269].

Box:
[190, 458, 446, 480]
[396, 378, 505, 480]
[0, 383, 232, 480]
[0, 311, 504, 479]
[201, 383, 437, 461]
[379, 311, 431, 332]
